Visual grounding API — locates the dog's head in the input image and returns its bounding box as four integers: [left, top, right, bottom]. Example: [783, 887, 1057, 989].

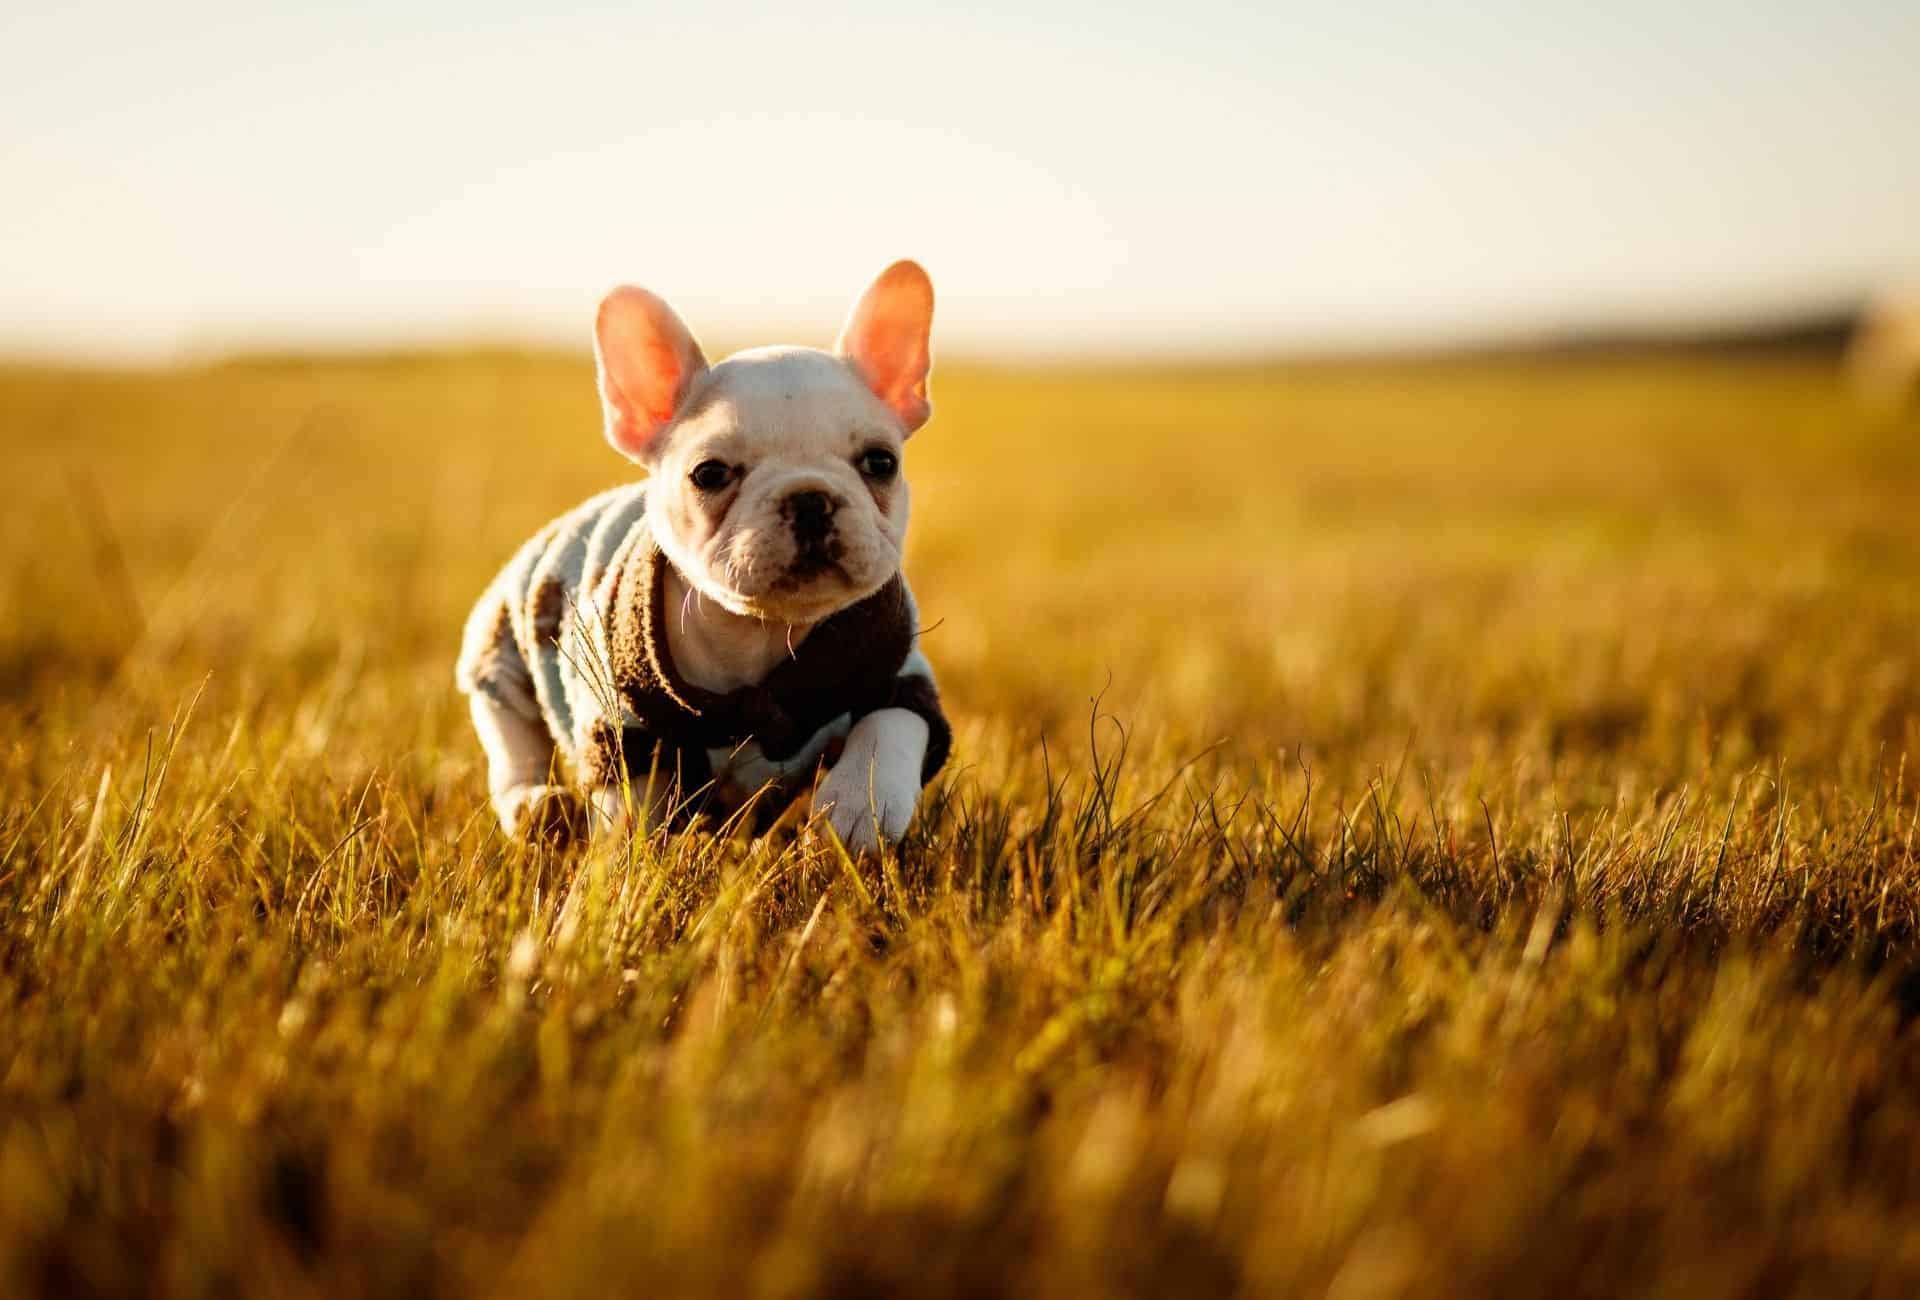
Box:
[592, 262, 934, 625]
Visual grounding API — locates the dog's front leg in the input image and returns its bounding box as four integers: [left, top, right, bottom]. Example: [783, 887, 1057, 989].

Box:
[468, 694, 584, 844]
[812, 708, 929, 854]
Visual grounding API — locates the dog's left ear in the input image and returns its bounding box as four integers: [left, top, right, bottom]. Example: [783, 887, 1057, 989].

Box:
[835, 260, 934, 435]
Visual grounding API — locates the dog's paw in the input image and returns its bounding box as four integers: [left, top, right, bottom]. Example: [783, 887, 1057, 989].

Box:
[812, 759, 918, 856]
[498, 784, 588, 848]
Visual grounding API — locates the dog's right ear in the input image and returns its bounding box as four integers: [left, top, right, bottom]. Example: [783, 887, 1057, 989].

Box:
[594, 286, 709, 463]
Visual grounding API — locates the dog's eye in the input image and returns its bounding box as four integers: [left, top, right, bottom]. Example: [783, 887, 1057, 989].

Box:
[857, 448, 898, 482]
[689, 459, 735, 491]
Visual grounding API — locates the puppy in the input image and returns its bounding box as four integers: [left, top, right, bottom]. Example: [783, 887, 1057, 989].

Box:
[456, 261, 949, 853]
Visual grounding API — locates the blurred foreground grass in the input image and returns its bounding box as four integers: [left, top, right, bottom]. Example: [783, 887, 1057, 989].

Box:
[3, 351, 1920, 1297]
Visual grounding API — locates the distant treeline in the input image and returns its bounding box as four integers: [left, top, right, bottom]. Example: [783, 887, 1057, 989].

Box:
[1519, 305, 1860, 359]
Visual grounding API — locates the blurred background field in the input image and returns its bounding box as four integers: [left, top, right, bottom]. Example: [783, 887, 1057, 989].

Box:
[4, 350, 1920, 1296]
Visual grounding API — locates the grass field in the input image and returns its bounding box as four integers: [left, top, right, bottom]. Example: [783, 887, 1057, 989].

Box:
[4, 349, 1920, 1297]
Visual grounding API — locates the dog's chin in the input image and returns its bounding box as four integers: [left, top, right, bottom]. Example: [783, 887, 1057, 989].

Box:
[744, 570, 888, 625]
[706, 562, 893, 626]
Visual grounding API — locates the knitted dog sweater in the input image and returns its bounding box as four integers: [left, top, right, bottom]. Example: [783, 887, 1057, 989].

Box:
[457, 484, 949, 819]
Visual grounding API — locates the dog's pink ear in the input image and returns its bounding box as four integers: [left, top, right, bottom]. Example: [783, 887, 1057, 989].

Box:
[594, 286, 709, 462]
[835, 260, 934, 434]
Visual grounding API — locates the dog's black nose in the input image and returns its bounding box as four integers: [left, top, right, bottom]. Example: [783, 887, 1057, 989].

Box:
[785, 489, 838, 543]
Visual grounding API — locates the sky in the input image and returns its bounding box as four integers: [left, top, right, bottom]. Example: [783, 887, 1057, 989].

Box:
[2, 0, 1917, 360]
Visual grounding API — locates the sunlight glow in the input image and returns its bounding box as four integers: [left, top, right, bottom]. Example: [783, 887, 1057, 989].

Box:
[3, 1, 1916, 359]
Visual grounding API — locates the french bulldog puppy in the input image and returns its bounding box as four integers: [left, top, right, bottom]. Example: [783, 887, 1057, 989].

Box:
[456, 261, 950, 853]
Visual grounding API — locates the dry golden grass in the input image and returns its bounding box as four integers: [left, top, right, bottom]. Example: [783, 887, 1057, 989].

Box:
[3, 350, 1920, 1297]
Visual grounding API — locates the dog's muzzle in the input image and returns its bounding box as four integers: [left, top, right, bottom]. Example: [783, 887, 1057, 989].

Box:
[783, 489, 839, 547]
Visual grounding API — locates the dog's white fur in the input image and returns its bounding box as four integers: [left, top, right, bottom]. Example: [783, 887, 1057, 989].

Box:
[465, 262, 940, 852]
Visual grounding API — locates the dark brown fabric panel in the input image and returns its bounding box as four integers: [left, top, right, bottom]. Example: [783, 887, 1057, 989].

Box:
[885, 674, 953, 783]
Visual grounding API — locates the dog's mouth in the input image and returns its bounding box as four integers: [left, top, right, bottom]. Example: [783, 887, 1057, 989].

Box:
[772, 538, 850, 592]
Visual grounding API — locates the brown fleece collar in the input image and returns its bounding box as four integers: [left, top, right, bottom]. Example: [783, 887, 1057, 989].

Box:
[613, 536, 916, 760]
